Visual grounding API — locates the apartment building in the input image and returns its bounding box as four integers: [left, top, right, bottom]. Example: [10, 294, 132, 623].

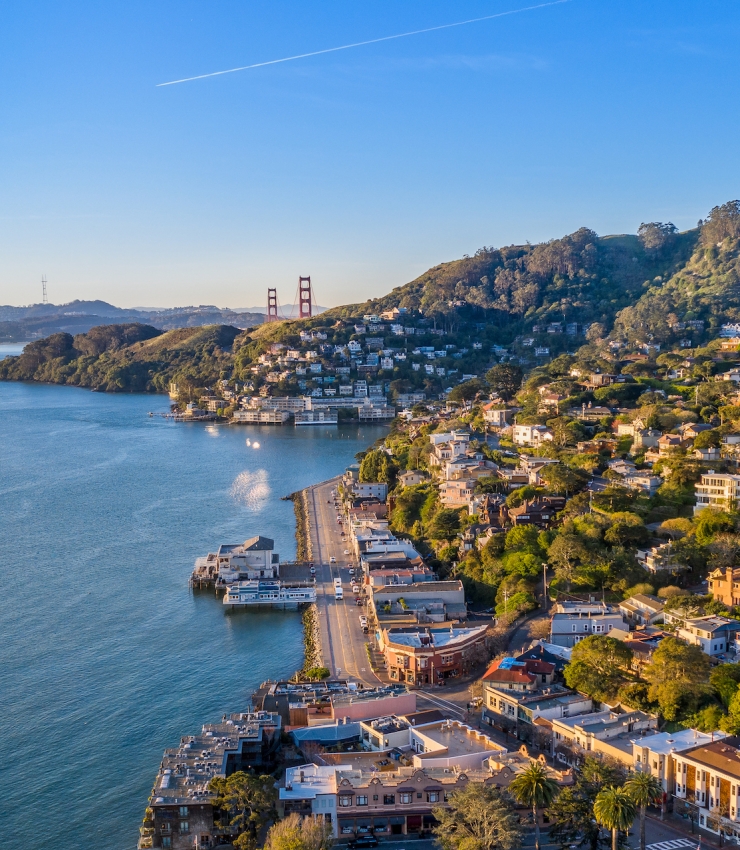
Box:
[672, 735, 740, 838]
[633, 729, 726, 795]
[141, 712, 281, 850]
[695, 472, 740, 515]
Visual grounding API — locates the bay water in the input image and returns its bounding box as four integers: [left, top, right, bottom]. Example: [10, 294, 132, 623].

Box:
[0, 381, 385, 849]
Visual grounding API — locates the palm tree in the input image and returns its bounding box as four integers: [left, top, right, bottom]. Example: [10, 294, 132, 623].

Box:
[593, 786, 637, 850]
[625, 772, 663, 850]
[509, 760, 560, 850]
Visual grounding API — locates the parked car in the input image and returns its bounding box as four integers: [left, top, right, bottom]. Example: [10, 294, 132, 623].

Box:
[310, 566, 316, 575]
[348, 837, 378, 849]
[329, 556, 336, 563]
[352, 585, 360, 594]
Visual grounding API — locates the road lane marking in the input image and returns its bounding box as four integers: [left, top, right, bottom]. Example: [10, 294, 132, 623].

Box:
[646, 841, 695, 850]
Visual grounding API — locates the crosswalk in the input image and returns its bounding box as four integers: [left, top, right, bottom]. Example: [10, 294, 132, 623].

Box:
[646, 840, 696, 850]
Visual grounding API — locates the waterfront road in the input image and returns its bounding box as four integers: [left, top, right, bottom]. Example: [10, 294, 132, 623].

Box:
[307, 478, 382, 686]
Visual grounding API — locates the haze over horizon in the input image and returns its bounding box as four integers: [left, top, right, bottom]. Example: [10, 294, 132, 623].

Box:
[2, 0, 739, 310]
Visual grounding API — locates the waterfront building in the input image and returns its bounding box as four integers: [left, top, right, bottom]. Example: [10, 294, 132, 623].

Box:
[140, 711, 281, 850]
[232, 409, 290, 424]
[294, 410, 338, 425]
[192, 536, 278, 586]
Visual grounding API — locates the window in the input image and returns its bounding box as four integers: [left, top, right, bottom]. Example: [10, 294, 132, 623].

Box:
[441, 655, 453, 665]
[384, 795, 395, 805]
[161, 839, 171, 849]
[357, 796, 368, 806]
[400, 793, 412, 804]
[161, 824, 171, 834]
[179, 807, 188, 817]
[428, 792, 440, 803]
[572, 624, 577, 632]
[339, 795, 353, 807]
[180, 822, 189, 834]
[373, 795, 379, 801]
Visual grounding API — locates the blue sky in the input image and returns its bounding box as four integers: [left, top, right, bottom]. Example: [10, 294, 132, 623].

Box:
[1, 1, 738, 310]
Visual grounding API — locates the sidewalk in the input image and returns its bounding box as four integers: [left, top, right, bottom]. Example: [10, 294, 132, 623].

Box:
[647, 811, 722, 848]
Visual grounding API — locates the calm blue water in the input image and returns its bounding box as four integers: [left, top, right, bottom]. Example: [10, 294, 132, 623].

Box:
[0, 342, 27, 359]
[0, 382, 385, 850]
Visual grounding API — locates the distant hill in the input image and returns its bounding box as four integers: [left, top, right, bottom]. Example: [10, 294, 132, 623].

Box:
[0, 323, 243, 392]
[0, 301, 265, 343]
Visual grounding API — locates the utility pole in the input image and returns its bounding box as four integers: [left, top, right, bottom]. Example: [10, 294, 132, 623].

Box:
[542, 562, 548, 613]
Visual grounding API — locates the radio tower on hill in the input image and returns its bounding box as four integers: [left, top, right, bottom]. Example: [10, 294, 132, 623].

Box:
[299, 276, 312, 319]
[42, 275, 48, 304]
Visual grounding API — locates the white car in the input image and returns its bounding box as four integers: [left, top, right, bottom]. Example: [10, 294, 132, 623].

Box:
[329, 556, 336, 563]
[348, 567, 355, 575]
[352, 585, 360, 594]
[359, 616, 368, 628]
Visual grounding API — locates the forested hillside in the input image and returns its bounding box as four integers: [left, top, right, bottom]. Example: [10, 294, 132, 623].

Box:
[0, 324, 242, 392]
[325, 225, 699, 338]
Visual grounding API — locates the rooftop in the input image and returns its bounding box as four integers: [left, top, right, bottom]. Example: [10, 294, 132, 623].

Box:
[635, 729, 727, 756]
[412, 720, 506, 760]
[684, 737, 740, 779]
[384, 623, 488, 649]
[150, 711, 280, 807]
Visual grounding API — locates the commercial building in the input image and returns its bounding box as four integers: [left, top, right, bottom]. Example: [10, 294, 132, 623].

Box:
[552, 708, 657, 766]
[379, 624, 489, 687]
[481, 656, 592, 730]
[370, 580, 467, 625]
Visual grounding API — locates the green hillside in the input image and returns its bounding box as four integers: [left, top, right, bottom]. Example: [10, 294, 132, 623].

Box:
[0, 323, 243, 392]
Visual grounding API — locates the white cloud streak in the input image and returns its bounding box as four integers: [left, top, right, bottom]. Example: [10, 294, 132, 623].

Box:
[157, 0, 572, 87]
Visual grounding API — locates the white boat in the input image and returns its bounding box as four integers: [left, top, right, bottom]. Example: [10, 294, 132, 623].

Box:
[223, 580, 316, 607]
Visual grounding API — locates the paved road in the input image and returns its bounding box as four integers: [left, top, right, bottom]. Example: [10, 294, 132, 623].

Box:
[308, 479, 381, 685]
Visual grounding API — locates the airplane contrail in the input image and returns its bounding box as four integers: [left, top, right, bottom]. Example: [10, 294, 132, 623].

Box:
[157, 0, 572, 87]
